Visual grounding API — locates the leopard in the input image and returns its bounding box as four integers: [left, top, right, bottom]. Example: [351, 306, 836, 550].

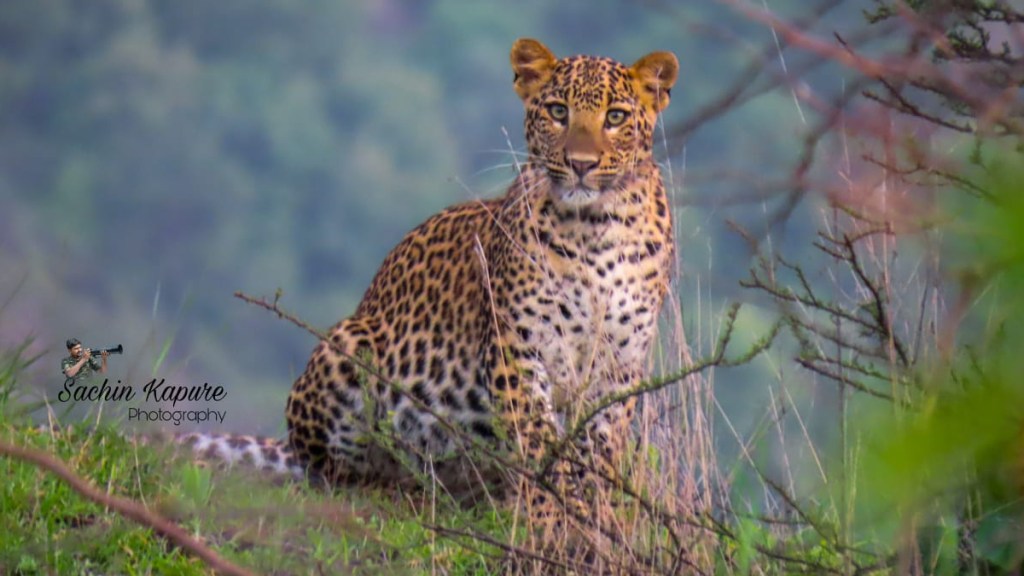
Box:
[181, 37, 678, 546]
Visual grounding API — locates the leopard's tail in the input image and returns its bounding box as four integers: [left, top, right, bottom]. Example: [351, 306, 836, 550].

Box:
[172, 432, 305, 478]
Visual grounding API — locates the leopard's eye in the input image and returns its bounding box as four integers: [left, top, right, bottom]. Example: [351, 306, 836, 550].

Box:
[605, 109, 629, 127]
[547, 103, 568, 122]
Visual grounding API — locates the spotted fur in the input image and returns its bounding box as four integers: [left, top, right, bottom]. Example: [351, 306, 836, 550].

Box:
[175, 432, 304, 477]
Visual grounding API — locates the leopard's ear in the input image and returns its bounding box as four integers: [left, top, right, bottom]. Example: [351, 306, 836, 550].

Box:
[630, 51, 678, 112]
[511, 38, 556, 101]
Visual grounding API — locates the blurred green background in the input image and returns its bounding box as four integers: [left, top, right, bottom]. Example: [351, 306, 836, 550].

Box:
[0, 0, 866, 432]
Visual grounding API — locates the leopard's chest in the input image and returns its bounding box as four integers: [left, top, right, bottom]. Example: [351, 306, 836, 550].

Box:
[518, 216, 671, 407]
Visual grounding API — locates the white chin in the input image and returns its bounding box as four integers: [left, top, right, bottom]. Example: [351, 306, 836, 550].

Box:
[556, 188, 601, 206]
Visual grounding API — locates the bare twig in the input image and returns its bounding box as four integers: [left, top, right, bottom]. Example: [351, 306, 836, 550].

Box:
[0, 441, 258, 576]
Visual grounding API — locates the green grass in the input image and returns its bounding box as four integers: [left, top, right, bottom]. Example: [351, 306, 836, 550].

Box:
[1, 424, 208, 574]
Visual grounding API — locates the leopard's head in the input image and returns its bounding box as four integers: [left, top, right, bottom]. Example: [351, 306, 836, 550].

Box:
[511, 38, 678, 206]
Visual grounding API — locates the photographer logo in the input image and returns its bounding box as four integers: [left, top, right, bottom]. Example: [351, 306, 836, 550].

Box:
[60, 337, 228, 425]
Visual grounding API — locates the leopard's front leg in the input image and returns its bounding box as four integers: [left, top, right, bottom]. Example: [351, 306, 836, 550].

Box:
[573, 366, 645, 487]
[562, 365, 647, 545]
[486, 338, 591, 543]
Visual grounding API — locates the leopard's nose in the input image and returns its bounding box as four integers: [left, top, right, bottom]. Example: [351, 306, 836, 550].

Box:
[570, 159, 598, 178]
